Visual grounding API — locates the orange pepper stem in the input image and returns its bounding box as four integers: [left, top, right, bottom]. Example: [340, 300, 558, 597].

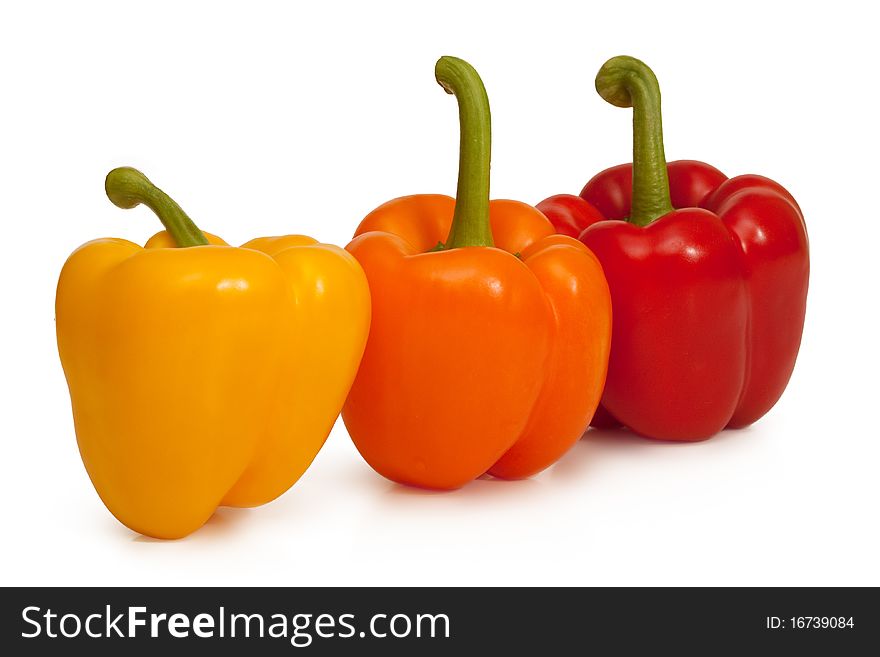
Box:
[435, 56, 494, 250]
[104, 167, 209, 247]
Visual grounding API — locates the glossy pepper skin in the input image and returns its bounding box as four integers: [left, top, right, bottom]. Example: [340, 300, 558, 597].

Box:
[56, 168, 370, 538]
[538, 57, 809, 440]
[343, 57, 612, 489]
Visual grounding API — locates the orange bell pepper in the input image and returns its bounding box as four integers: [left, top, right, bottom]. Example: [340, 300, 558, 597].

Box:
[343, 57, 612, 489]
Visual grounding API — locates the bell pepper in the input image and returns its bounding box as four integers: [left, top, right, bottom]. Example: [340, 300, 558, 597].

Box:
[55, 167, 370, 538]
[343, 56, 612, 489]
[538, 56, 809, 440]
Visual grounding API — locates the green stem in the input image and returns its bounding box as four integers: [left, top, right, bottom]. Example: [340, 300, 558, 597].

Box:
[435, 56, 494, 249]
[595, 56, 673, 226]
[105, 167, 209, 247]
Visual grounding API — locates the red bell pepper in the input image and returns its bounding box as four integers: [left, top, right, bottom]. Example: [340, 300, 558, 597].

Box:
[538, 56, 809, 440]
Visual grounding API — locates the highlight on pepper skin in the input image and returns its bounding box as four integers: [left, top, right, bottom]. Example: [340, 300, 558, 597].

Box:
[55, 167, 370, 539]
[537, 55, 809, 441]
[342, 56, 612, 490]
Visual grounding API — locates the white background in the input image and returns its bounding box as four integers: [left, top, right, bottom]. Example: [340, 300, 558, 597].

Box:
[1, 0, 877, 586]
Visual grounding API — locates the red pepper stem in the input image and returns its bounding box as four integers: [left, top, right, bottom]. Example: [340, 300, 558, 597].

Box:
[104, 167, 209, 247]
[595, 56, 674, 227]
[435, 56, 494, 250]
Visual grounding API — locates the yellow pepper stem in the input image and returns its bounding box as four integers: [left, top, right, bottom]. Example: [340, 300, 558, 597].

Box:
[105, 167, 209, 247]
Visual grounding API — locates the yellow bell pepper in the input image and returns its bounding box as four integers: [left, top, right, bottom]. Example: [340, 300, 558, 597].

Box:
[56, 167, 370, 539]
